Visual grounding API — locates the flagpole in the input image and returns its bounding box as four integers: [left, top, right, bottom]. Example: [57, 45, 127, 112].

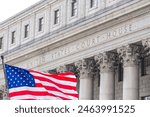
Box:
[1, 55, 9, 99]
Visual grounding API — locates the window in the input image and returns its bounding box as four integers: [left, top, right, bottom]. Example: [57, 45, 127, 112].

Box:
[90, 0, 95, 8]
[71, 0, 77, 17]
[24, 24, 29, 38]
[0, 37, 3, 49]
[11, 31, 16, 44]
[38, 17, 44, 32]
[118, 63, 123, 82]
[54, 9, 60, 24]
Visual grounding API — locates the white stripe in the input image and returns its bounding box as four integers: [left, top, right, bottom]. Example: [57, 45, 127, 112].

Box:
[62, 75, 76, 78]
[35, 79, 78, 94]
[30, 72, 76, 86]
[9, 87, 46, 93]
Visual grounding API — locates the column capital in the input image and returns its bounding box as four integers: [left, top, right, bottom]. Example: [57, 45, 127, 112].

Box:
[75, 58, 95, 78]
[117, 45, 139, 67]
[142, 39, 150, 56]
[94, 52, 116, 73]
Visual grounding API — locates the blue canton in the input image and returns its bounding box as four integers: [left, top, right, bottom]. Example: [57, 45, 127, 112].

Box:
[5, 64, 36, 89]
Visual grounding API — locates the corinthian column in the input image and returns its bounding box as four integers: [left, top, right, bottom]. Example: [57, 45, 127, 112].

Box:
[95, 52, 115, 100]
[75, 59, 95, 100]
[117, 45, 139, 100]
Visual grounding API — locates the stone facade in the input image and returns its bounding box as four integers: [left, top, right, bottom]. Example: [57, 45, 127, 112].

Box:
[0, 0, 150, 100]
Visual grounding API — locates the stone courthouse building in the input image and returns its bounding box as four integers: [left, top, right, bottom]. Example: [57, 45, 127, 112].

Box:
[0, 0, 150, 100]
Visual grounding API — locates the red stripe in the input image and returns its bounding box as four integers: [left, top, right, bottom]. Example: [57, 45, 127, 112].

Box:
[34, 76, 77, 90]
[9, 91, 71, 100]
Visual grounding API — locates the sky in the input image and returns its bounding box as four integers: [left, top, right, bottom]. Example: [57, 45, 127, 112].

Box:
[0, 0, 41, 23]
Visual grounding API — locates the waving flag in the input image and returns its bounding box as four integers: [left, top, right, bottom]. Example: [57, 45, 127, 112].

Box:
[5, 64, 78, 100]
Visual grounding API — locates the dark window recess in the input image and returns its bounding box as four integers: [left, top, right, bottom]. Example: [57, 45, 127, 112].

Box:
[141, 58, 146, 76]
[141, 96, 150, 100]
[54, 9, 59, 24]
[0, 92, 3, 99]
[90, 0, 95, 8]
[48, 69, 57, 74]
[118, 63, 123, 82]
[0, 37, 3, 49]
[38, 17, 44, 32]
[145, 55, 150, 67]
[98, 69, 100, 87]
[141, 56, 150, 76]
[71, 0, 77, 17]
[11, 31, 16, 44]
[24, 24, 29, 38]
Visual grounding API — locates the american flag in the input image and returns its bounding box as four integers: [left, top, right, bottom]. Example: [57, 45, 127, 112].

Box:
[5, 64, 78, 100]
